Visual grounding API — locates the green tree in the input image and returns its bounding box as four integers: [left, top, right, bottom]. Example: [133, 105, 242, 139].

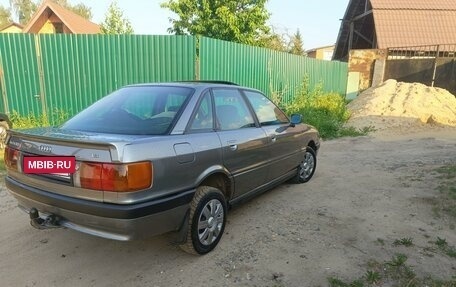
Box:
[261, 33, 287, 51]
[100, 1, 134, 34]
[289, 29, 306, 56]
[259, 27, 290, 52]
[161, 0, 270, 46]
[70, 3, 92, 20]
[0, 5, 12, 27]
[11, 0, 37, 24]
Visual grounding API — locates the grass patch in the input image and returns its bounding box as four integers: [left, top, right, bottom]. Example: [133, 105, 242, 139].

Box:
[364, 270, 381, 284]
[393, 237, 414, 247]
[328, 254, 455, 287]
[338, 126, 375, 138]
[435, 237, 456, 259]
[328, 277, 364, 287]
[436, 166, 456, 179]
[385, 253, 408, 267]
[432, 165, 456, 221]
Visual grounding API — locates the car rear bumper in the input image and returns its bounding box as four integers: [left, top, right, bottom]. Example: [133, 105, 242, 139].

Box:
[6, 176, 194, 241]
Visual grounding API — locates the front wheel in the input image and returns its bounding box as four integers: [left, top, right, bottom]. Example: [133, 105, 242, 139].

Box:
[293, 147, 317, 183]
[179, 186, 227, 255]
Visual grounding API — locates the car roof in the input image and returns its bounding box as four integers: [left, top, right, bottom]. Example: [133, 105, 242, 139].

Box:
[124, 81, 265, 96]
[126, 81, 253, 89]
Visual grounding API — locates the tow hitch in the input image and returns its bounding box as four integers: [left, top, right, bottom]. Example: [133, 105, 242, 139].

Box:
[29, 207, 61, 229]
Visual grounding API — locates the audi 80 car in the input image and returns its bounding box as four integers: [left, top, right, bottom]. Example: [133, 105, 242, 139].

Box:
[4, 82, 320, 254]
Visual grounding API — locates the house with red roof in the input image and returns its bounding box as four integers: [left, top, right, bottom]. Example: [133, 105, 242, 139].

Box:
[333, 0, 456, 61]
[334, 0, 456, 96]
[23, 0, 100, 34]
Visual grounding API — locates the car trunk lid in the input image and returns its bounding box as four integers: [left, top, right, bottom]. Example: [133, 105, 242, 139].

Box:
[6, 127, 147, 202]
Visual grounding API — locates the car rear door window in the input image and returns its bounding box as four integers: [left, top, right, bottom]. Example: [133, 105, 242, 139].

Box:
[213, 89, 255, 130]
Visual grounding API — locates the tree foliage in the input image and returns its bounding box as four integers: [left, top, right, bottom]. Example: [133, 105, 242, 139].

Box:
[6, 0, 92, 25]
[70, 3, 92, 20]
[260, 31, 288, 52]
[161, 0, 270, 46]
[11, 0, 37, 24]
[0, 5, 12, 27]
[289, 29, 305, 56]
[100, 1, 134, 35]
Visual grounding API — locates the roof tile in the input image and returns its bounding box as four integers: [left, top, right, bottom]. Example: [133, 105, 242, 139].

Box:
[370, 0, 456, 10]
[373, 10, 456, 48]
[46, 1, 100, 34]
[24, 0, 100, 34]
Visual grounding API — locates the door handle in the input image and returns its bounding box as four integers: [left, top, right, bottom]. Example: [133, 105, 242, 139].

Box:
[271, 137, 277, 143]
[229, 144, 238, 151]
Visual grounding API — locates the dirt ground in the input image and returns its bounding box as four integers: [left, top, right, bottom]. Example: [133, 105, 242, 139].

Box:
[0, 126, 455, 287]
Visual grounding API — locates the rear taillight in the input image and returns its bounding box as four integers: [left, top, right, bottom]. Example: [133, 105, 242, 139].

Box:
[75, 161, 153, 192]
[4, 146, 19, 171]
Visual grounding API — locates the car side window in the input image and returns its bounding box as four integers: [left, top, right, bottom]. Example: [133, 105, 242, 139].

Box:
[213, 89, 255, 130]
[243, 90, 289, 126]
[189, 92, 214, 131]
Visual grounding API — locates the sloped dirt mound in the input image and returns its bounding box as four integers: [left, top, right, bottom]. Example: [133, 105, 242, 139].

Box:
[347, 79, 456, 131]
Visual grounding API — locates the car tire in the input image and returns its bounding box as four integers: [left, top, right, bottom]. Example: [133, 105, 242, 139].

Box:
[179, 186, 227, 255]
[0, 121, 9, 149]
[292, 147, 317, 183]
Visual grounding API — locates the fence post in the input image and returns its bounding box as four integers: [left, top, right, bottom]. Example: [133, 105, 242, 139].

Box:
[431, 45, 440, 87]
[0, 53, 10, 114]
[34, 34, 47, 117]
[195, 36, 200, 80]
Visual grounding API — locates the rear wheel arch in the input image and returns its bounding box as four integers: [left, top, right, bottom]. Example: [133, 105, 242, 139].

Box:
[199, 172, 233, 201]
[0, 114, 11, 149]
[307, 140, 317, 152]
[179, 185, 227, 254]
[0, 113, 12, 128]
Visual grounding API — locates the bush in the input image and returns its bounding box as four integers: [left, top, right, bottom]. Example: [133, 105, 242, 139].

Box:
[10, 109, 69, 129]
[10, 111, 49, 129]
[279, 78, 368, 139]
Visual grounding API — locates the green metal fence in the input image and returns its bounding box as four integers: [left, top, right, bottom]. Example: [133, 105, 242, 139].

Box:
[200, 37, 348, 104]
[0, 34, 42, 116]
[0, 34, 347, 121]
[0, 34, 196, 118]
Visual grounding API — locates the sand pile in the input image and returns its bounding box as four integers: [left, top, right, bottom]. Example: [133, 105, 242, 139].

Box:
[346, 79, 456, 130]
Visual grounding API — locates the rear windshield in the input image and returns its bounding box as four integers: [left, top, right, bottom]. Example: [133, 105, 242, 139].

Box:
[61, 86, 193, 135]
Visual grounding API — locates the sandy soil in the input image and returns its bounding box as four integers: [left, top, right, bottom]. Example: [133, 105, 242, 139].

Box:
[347, 79, 456, 131]
[0, 127, 455, 287]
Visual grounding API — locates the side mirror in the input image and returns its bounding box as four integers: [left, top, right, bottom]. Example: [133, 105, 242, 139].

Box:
[290, 114, 302, 127]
